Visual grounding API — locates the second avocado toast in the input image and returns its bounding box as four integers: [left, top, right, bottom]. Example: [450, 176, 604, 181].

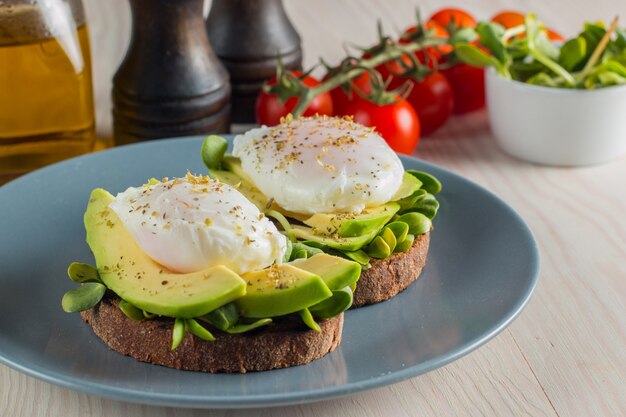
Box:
[203, 115, 442, 307]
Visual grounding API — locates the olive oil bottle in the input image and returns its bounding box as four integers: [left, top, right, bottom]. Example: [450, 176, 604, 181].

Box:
[0, 1, 96, 184]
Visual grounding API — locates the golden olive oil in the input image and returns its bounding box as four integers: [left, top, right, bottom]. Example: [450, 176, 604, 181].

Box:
[0, 5, 95, 184]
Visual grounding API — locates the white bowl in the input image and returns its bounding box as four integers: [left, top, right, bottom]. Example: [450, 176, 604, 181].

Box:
[486, 69, 626, 166]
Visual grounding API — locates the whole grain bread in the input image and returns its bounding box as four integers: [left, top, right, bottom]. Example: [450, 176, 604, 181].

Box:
[79, 232, 428, 371]
[352, 232, 430, 307]
[81, 296, 342, 373]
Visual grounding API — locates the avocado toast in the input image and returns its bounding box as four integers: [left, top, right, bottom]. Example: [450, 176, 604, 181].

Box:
[61, 174, 360, 373]
[202, 115, 441, 307]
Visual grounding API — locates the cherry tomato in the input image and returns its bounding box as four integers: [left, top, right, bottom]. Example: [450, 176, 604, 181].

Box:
[441, 64, 485, 114]
[400, 21, 452, 65]
[359, 50, 411, 84]
[491, 11, 564, 42]
[428, 8, 477, 29]
[546, 28, 564, 42]
[327, 72, 372, 116]
[389, 72, 453, 136]
[375, 53, 414, 80]
[343, 97, 420, 154]
[255, 71, 333, 125]
[490, 11, 524, 28]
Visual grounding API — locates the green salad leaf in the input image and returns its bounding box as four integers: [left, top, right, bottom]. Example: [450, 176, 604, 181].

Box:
[559, 37, 587, 71]
[452, 14, 624, 89]
[201, 135, 228, 171]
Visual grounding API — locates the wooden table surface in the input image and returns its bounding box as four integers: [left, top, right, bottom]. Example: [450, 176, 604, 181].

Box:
[2, 0, 625, 416]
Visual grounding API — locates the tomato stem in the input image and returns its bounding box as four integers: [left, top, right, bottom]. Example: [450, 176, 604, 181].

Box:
[291, 39, 443, 117]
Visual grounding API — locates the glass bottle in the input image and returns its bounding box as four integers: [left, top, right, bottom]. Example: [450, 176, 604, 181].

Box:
[0, 0, 96, 184]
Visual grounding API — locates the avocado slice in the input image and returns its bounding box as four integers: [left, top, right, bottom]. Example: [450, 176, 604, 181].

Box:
[222, 155, 254, 183]
[84, 189, 247, 318]
[236, 264, 332, 318]
[302, 202, 400, 238]
[290, 253, 361, 290]
[213, 161, 309, 222]
[390, 172, 423, 201]
[291, 225, 378, 251]
[211, 169, 271, 211]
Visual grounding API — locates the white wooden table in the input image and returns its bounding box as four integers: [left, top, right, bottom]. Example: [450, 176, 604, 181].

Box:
[2, 1, 625, 416]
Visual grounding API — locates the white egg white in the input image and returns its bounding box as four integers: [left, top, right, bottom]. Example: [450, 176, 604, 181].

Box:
[109, 174, 287, 274]
[233, 116, 404, 215]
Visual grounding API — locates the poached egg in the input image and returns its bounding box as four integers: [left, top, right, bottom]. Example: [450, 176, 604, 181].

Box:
[232, 116, 404, 215]
[109, 173, 287, 274]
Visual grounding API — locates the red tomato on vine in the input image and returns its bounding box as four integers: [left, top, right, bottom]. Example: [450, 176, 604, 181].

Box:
[256, 71, 333, 125]
[428, 8, 477, 29]
[389, 72, 454, 135]
[327, 72, 372, 116]
[440, 64, 485, 114]
[343, 97, 420, 154]
[401, 20, 453, 65]
[491, 10, 564, 41]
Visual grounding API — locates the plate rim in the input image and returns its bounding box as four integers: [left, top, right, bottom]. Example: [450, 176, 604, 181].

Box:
[0, 136, 540, 409]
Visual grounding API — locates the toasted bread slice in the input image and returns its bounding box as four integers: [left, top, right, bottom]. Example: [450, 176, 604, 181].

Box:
[80, 296, 342, 373]
[353, 232, 430, 307]
[80, 232, 428, 372]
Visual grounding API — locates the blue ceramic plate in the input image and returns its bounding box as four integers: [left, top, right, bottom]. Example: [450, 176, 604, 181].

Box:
[0, 136, 539, 409]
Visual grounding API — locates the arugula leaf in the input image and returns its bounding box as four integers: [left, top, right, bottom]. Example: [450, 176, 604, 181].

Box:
[186, 318, 216, 341]
[507, 37, 531, 60]
[535, 31, 560, 60]
[525, 14, 575, 86]
[604, 59, 626, 76]
[201, 135, 228, 172]
[450, 13, 625, 90]
[309, 286, 354, 319]
[118, 300, 145, 321]
[454, 43, 508, 76]
[298, 308, 321, 332]
[559, 37, 587, 71]
[585, 59, 626, 88]
[580, 23, 606, 63]
[200, 303, 239, 331]
[526, 72, 559, 87]
[509, 60, 548, 81]
[582, 22, 606, 45]
[61, 283, 106, 313]
[614, 28, 626, 50]
[597, 71, 626, 85]
[171, 318, 186, 350]
[449, 27, 478, 44]
[225, 318, 272, 334]
[476, 22, 508, 64]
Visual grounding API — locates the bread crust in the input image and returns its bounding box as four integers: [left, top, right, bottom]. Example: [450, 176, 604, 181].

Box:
[353, 232, 430, 307]
[79, 232, 428, 371]
[80, 296, 342, 373]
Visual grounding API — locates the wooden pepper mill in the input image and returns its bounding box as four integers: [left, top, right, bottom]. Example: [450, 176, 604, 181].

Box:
[113, 0, 230, 145]
[207, 0, 302, 124]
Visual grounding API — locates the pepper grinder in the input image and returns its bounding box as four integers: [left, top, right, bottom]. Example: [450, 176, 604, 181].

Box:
[207, 0, 302, 123]
[113, 0, 230, 145]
